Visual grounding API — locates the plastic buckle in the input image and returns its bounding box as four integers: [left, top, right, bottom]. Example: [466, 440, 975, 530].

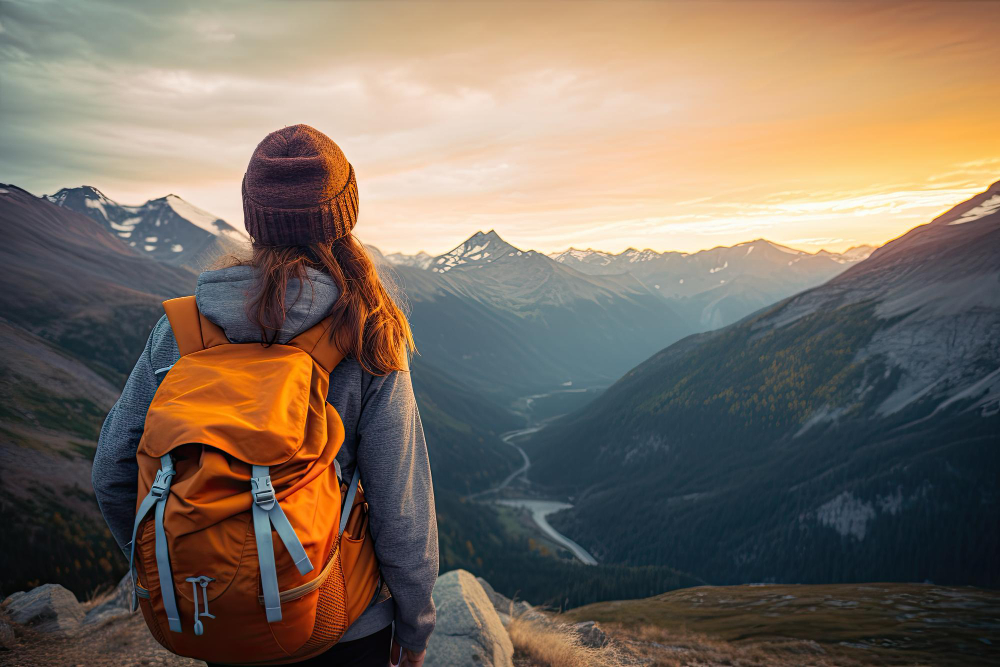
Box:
[150, 468, 175, 498]
[251, 475, 275, 509]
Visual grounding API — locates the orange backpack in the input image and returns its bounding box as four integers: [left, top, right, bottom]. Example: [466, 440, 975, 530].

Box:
[127, 296, 382, 664]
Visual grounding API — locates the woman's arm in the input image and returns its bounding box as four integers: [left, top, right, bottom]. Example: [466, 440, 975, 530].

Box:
[356, 367, 439, 654]
[92, 316, 174, 554]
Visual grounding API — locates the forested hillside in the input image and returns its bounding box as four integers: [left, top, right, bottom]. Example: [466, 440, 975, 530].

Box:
[527, 181, 1000, 588]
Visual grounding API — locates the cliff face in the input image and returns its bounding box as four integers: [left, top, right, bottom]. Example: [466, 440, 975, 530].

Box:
[3, 573, 998, 666]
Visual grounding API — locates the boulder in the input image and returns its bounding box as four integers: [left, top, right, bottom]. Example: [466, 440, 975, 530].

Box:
[511, 599, 548, 625]
[476, 576, 515, 621]
[572, 620, 609, 648]
[426, 570, 514, 667]
[0, 584, 84, 636]
[82, 573, 133, 630]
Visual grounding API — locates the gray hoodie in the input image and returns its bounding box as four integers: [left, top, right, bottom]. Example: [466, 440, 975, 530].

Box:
[92, 265, 438, 651]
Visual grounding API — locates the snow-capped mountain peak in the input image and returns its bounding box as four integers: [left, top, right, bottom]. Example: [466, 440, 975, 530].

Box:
[156, 194, 247, 240]
[44, 186, 116, 219]
[44, 185, 248, 270]
[621, 248, 660, 263]
[547, 247, 616, 266]
[431, 229, 526, 273]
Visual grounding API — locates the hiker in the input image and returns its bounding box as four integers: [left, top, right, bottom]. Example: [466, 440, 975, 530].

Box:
[92, 124, 437, 667]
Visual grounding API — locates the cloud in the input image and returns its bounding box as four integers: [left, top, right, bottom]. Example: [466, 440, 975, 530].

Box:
[1, 0, 999, 254]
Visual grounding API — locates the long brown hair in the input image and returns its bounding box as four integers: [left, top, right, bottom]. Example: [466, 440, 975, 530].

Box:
[223, 234, 415, 375]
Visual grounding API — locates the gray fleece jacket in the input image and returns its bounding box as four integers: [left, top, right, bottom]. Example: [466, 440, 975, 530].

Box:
[92, 265, 438, 652]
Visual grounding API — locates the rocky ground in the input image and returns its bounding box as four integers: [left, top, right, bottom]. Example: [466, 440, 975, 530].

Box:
[3, 573, 998, 666]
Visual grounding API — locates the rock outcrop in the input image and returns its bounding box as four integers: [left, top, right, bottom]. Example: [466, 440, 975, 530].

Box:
[81, 574, 133, 630]
[572, 620, 609, 648]
[1, 584, 85, 636]
[2, 570, 527, 666]
[425, 569, 514, 667]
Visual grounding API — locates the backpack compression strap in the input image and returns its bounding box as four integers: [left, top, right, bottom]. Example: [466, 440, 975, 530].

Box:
[165, 295, 345, 371]
[287, 316, 345, 373]
[162, 296, 228, 356]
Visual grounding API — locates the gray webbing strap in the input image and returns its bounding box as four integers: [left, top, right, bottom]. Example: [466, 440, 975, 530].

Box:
[251, 465, 314, 624]
[128, 489, 160, 611]
[127, 454, 176, 621]
[339, 467, 361, 537]
[154, 459, 182, 633]
[267, 499, 313, 575]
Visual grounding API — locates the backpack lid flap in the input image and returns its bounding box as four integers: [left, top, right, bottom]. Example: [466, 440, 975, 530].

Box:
[142, 343, 317, 465]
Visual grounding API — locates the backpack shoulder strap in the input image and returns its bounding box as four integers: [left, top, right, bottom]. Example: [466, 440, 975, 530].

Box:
[162, 296, 228, 356]
[288, 317, 344, 373]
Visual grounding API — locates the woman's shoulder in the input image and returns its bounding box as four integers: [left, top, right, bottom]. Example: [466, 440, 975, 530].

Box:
[331, 356, 414, 406]
[147, 314, 181, 368]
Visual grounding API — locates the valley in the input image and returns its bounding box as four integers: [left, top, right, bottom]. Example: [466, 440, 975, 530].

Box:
[1, 178, 996, 620]
[523, 180, 1000, 590]
[449, 379, 641, 576]
[467, 386, 603, 566]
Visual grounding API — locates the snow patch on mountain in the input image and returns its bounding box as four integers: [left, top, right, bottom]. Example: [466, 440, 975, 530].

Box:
[794, 405, 848, 437]
[432, 230, 518, 273]
[547, 248, 616, 266]
[814, 492, 876, 540]
[948, 194, 1000, 225]
[44, 186, 248, 270]
[164, 195, 244, 238]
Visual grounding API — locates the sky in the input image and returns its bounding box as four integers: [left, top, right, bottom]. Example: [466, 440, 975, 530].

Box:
[2, 1, 999, 256]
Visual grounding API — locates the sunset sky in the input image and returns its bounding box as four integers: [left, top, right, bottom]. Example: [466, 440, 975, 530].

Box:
[2, 1, 999, 255]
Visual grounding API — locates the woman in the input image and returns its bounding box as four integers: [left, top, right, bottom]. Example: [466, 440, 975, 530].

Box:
[92, 124, 437, 667]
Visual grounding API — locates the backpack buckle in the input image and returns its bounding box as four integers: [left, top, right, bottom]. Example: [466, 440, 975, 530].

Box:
[251, 474, 276, 510]
[150, 468, 175, 498]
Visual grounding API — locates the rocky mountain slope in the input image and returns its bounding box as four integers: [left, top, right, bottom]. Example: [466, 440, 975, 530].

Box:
[387, 231, 693, 398]
[526, 180, 1000, 588]
[45, 186, 249, 272]
[385, 233, 874, 382]
[549, 240, 875, 330]
[391, 234, 873, 330]
[0, 183, 202, 598]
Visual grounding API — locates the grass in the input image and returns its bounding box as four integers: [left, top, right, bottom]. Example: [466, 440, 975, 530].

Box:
[602, 623, 861, 666]
[560, 582, 1000, 666]
[508, 614, 626, 667]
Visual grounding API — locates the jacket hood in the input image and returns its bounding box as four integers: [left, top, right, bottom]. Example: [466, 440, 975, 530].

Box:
[195, 265, 340, 345]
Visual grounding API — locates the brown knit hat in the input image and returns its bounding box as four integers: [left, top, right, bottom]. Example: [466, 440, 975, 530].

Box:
[242, 124, 359, 246]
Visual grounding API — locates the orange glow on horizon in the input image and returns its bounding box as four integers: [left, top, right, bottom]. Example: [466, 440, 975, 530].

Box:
[1, 1, 998, 254]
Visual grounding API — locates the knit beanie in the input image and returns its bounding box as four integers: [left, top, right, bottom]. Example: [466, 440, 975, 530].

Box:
[242, 124, 359, 246]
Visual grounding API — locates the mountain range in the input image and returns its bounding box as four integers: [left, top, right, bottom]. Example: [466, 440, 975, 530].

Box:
[38, 185, 875, 401]
[382, 230, 691, 398]
[548, 240, 874, 329]
[377, 231, 872, 398]
[525, 180, 1000, 588]
[386, 233, 873, 340]
[45, 186, 249, 272]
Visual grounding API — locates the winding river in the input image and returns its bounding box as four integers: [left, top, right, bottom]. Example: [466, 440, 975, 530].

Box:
[471, 395, 599, 566]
